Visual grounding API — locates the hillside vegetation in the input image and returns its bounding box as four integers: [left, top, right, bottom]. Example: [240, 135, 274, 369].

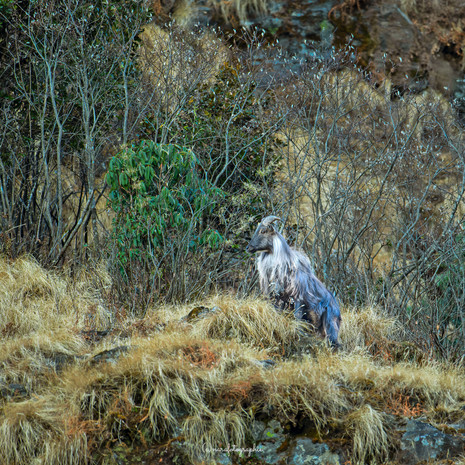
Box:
[2, 0, 465, 355]
[1, 255, 465, 464]
[1, 1, 465, 463]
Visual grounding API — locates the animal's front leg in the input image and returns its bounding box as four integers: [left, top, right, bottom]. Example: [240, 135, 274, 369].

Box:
[272, 293, 284, 309]
[294, 300, 305, 320]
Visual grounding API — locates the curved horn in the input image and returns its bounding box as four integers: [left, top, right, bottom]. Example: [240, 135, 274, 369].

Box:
[261, 215, 281, 227]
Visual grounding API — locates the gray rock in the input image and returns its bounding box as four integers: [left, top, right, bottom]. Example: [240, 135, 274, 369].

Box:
[252, 419, 288, 464]
[170, 419, 341, 465]
[182, 306, 219, 322]
[253, 427, 341, 465]
[80, 329, 110, 343]
[46, 351, 81, 372]
[288, 437, 340, 465]
[171, 438, 233, 465]
[252, 419, 285, 442]
[251, 420, 267, 442]
[399, 420, 465, 464]
[251, 359, 277, 369]
[264, 419, 285, 437]
[0, 382, 28, 399]
[89, 345, 130, 365]
[255, 441, 288, 465]
[215, 452, 233, 465]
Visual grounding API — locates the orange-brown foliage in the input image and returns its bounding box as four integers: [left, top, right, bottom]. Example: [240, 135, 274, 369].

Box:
[182, 342, 220, 369]
[387, 393, 426, 418]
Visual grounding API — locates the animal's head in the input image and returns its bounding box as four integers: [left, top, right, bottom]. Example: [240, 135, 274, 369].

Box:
[246, 216, 281, 254]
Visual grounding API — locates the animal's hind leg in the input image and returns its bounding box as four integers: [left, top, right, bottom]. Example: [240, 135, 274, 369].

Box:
[326, 314, 341, 348]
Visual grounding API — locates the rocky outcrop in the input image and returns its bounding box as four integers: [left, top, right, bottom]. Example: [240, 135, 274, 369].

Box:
[289, 438, 340, 465]
[245, 418, 465, 465]
[249, 420, 341, 465]
[169, 418, 465, 465]
[398, 420, 465, 465]
[162, 0, 465, 111]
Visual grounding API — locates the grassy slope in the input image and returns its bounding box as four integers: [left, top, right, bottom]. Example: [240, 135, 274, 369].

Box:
[1, 256, 465, 465]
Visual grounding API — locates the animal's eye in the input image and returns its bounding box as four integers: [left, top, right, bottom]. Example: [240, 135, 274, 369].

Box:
[259, 227, 269, 234]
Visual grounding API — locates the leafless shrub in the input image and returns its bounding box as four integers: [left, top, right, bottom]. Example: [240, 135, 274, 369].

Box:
[0, 0, 150, 263]
[270, 46, 465, 360]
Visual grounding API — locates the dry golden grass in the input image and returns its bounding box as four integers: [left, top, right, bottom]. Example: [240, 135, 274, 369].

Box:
[187, 295, 308, 355]
[0, 256, 111, 339]
[263, 357, 349, 428]
[1, 256, 465, 464]
[0, 397, 87, 465]
[138, 23, 228, 111]
[339, 305, 401, 353]
[346, 404, 389, 465]
[207, 0, 269, 25]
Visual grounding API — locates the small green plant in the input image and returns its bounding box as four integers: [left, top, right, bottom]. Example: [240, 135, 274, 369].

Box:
[106, 141, 225, 304]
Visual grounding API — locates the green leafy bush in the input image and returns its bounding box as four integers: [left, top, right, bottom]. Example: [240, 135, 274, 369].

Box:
[106, 141, 225, 307]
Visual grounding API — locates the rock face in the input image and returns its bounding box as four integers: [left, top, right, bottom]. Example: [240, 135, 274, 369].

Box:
[168, 418, 465, 465]
[252, 420, 340, 465]
[288, 438, 340, 465]
[399, 420, 465, 465]
[0, 383, 28, 399]
[174, 0, 465, 108]
[252, 419, 289, 464]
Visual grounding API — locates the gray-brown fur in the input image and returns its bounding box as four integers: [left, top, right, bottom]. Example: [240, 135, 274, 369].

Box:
[247, 216, 341, 346]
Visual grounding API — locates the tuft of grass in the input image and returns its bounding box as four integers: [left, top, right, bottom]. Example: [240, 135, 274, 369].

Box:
[0, 398, 87, 465]
[339, 306, 401, 357]
[188, 295, 308, 355]
[0, 330, 84, 393]
[55, 332, 266, 460]
[345, 404, 389, 465]
[0, 256, 111, 340]
[264, 356, 350, 429]
[182, 409, 247, 460]
[0, 255, 113, 396]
